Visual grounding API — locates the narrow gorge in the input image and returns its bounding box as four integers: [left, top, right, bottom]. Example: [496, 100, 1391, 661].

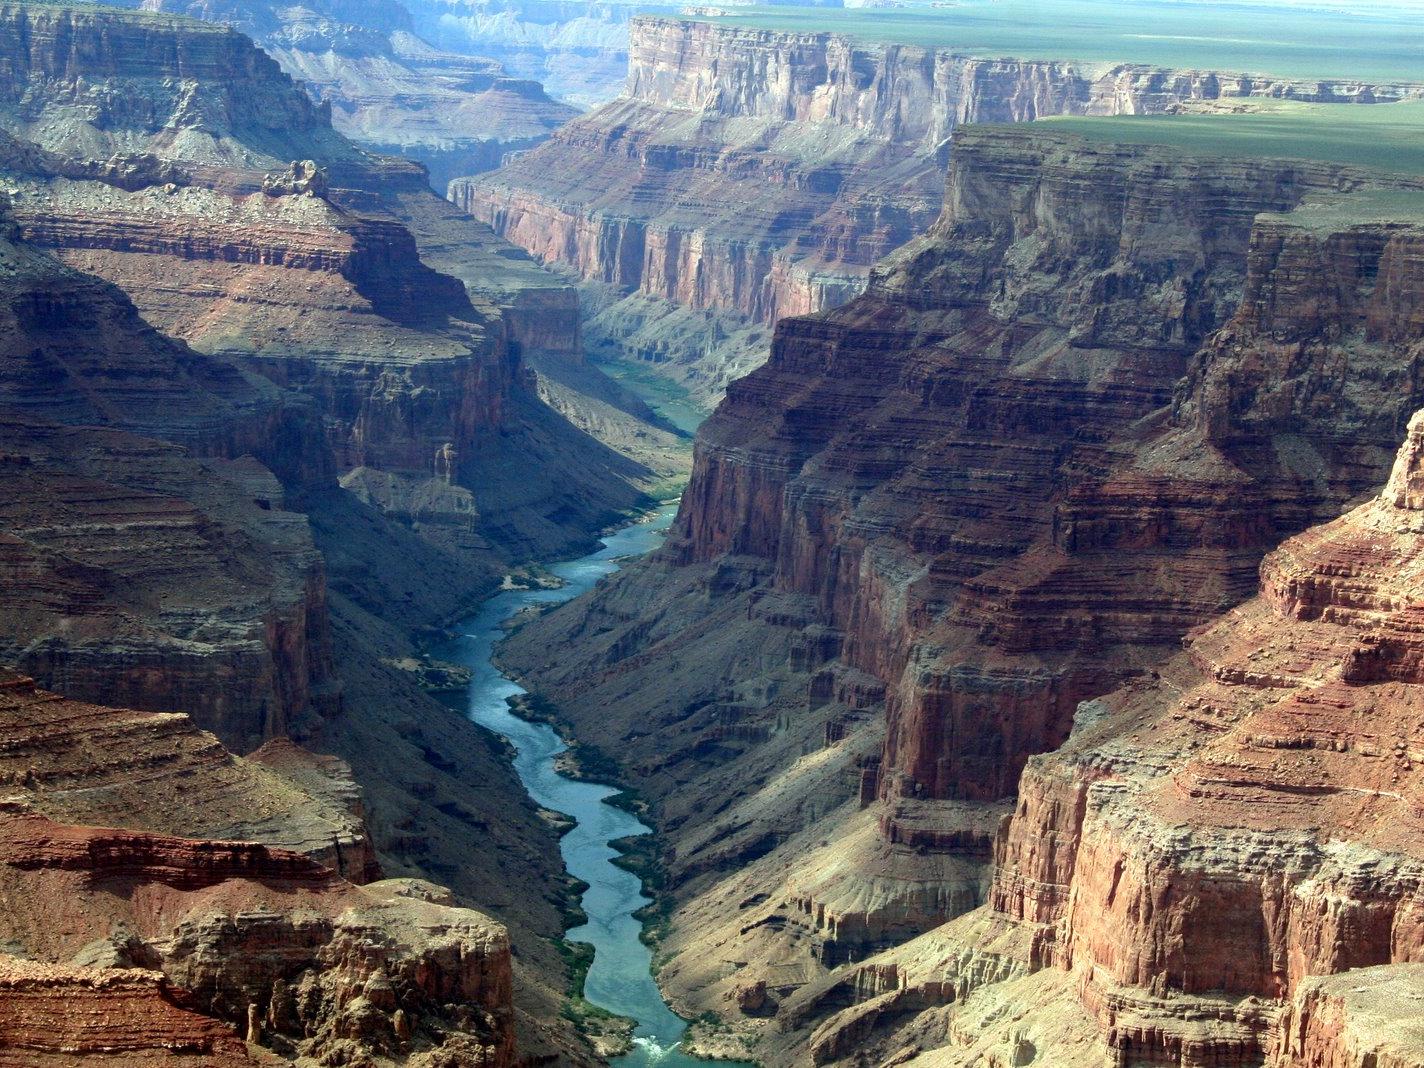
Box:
[2, 0, 1424, 1066]
[498, 24, 1424, 1064]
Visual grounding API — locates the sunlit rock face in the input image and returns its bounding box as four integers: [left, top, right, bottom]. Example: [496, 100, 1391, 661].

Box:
[453, 14, 1424, 395]
[499, 118, 1424, 1062]
[0, 673, 517, 1066]
[0, 9, 662, 1062]
[93, 0, 577, 189]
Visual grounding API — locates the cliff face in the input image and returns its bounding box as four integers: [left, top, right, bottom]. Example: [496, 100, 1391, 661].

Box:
[670, 127, 1424, 817]
[499, 123, 1424, 1062]
[0, 208, 339, 750]
[453, 16, 1424, 397]
[92, 0, 578, 190]
[0, 672, 517, 1065]
[0, 7, 662, 1063]
[0, 1, 661, 569]
[867, 411, 1424, 1067]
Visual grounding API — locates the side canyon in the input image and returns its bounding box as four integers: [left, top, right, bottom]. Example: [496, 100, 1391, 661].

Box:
[453, 12, 1424, 399]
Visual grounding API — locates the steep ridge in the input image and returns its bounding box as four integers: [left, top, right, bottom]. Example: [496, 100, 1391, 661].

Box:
[0, 0, 660, 565]
[0, 958, 259, 1066]
[781, 409, 1424, 1065]
[499, 121, 1424, 1062]
[0, 673, 519, 1065]
[94, 0, 578, 190]
[453, 16, 1424, 398]
[0, 4, 671, 1061]
[0, 670, 375, 881]
[0, 200, 338, 749]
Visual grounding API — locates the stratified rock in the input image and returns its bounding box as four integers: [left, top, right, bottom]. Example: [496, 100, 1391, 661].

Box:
[454, 15, 1424, 396]
[0, 957, 257, 1066]
[262, 159, 329, 198]
[0, 0, 660, 566]
[0, 671, 376, 880]
[0, 807, 516, 1065]
[96, 0, 578, 190]
[500, 119, 1424, 1061]
[1276, 966, 1424, 1068]
[403, 0, 645, 110]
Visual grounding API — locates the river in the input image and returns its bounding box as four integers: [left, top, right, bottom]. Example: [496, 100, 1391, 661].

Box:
[439, 505, 756, 1067]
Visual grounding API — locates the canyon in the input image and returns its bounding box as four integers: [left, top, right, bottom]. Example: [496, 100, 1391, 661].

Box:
[3, 0, 1424, 1065]
[452, 13, 1424, 400]
[0, 1, 694, 1062]
[500, 104, 1424, 1063]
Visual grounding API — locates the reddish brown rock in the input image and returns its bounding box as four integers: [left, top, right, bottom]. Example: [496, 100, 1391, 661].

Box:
[454, 16, 1424, 394]
[0, 957, 258, 1066]
[0, 670, 376, 880]
[500, 121, 1424, 1061]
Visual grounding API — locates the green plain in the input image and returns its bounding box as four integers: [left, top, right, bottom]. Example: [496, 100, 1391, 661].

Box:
[1033, 100, 1424, 177]
[699, 0, 1424, 84]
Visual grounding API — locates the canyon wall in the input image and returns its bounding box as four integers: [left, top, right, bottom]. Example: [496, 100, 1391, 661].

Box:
[94, 0, 578, 190]
[0, 1, 659, 567]
[453, 16, 1424, 397]
[0, 5, 678, 1062]
[405, 0, 665, 109]
[500, 120, 1424, 1063]
[0, 673, 517, 1066]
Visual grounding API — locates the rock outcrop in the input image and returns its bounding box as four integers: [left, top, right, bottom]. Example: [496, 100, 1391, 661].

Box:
[0, 673, 519, 1064]
[453, 15, 1424, 397]
[0, 5, 669, 1062]
[0, 0, 664, 569]
[94, 0, 578, 190]
[0, 957, 258, 1066]
[0, 670, 375, 879]
[0, 196, 337, 749]
[500, 118, 1424, 1063]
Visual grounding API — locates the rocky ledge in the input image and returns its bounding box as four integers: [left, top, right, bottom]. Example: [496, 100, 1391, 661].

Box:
[499, 119, 1424, 1063]
[0, 672, 517, 1065]
[453, 15, 1424, 397]
[95, 0, 578, 190]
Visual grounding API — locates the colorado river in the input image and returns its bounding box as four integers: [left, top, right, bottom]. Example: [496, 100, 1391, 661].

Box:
[439, 505, 755, 1067]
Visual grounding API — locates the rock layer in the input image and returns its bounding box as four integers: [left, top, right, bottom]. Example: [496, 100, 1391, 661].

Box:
[454, 16, 1424, 394]
[501, 121, 1424, 1063]
[94, 0, 577, 190]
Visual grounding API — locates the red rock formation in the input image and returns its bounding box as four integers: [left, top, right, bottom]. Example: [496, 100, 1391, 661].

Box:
[0, 804, 516, 1064]
[0, 957, 257, 1066]
[498, 122, 1424, 1054]
[673, 128, 1424, 812]
[0, 0, 660, 568]
[0, 670, 377, 880]
[111, 0, 579, 190]
[945, 410, 1424, 1064]
[454, 16, 1424, 392]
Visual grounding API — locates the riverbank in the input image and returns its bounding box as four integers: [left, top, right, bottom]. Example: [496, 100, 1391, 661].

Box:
[434, 506, 758, 1066]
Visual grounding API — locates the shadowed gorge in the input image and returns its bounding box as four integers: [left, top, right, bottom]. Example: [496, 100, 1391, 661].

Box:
[501, 95, 1424, 1064]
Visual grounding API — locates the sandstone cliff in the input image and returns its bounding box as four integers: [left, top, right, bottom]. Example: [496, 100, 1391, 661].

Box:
[778, 408, 1424, 1065]
[94, 0, 578, 190]
[0, 0, 663, 569]
[499, 121, 1424, 1063]
[453, 15, 1424, 398]
[0, 6, 664, 1061]
[0, 673, 521, 1065]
